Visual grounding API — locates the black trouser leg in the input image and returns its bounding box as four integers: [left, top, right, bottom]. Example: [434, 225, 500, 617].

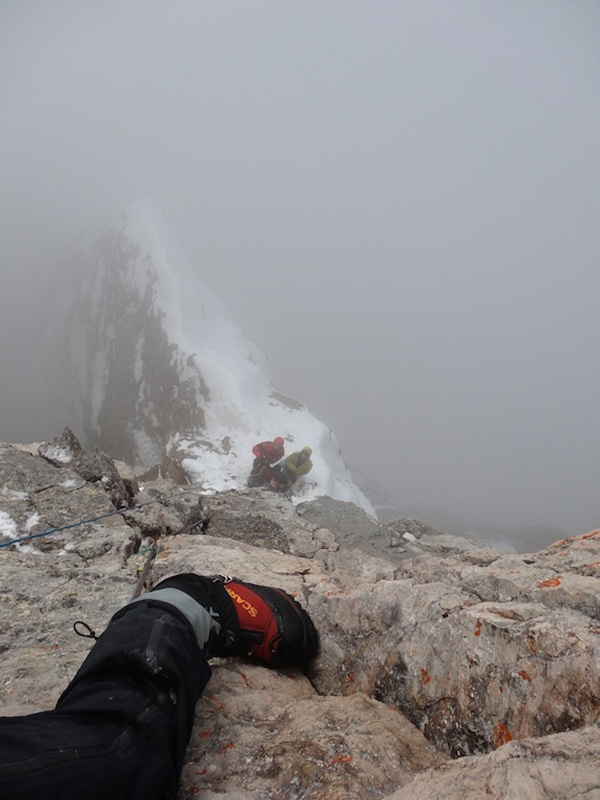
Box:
[0, 601, 211, 800]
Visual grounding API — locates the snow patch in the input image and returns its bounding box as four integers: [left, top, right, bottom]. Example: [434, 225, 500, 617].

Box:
[25, 512, 41, 533]
[1, 488, 29, 501]
[0, 510, 38, 553]
[43, 444, 73, 464]
[0, 510, 18, 540]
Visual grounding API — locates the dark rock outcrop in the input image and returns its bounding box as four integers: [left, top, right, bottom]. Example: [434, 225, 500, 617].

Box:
[39, 427, 130, 509]
[58, 224, 208, 469]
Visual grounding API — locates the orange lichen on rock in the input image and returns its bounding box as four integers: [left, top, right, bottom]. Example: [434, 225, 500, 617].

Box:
[325, 753, 353, 768]
[517, 670, 532, 682]
[538, 576, 561, 588]
[526, 636, 537, 653]
[208, 695, 226, 711]
[343, 672, 356, 693]
[421, 668, 431, 684]
[474, 619, 482, 636]
[553, 537, 572, 548]
[239, 672, 251, 688]
[494, 723, 513, 748]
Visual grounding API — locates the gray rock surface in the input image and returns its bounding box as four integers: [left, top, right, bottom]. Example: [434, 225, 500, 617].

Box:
[388, 726, 600, 800]
[309, 535, 600, 757]
[1, 439, 599, 799]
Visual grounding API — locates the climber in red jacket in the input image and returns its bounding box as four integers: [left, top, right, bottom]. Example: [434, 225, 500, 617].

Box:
[248, 437, 285, 486]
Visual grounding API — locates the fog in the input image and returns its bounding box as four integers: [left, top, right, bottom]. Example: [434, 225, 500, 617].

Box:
[1, 1, 599, 538]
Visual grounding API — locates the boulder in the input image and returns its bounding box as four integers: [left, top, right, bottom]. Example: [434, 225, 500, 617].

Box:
[387, 726, 600, 800]
[308, 534, 600, 756]
[39, 427, 130, 509]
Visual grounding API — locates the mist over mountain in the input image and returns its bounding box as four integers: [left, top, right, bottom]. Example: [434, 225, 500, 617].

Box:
[2, 3, 599, 547]
[397, 505, 567, 554]
[0, 197, 587, 551]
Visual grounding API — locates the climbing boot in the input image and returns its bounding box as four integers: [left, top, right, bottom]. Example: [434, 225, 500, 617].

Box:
[149, 573, 318, 668]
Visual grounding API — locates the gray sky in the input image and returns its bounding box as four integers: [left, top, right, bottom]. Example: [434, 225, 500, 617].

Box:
[1, 1, 599, 535]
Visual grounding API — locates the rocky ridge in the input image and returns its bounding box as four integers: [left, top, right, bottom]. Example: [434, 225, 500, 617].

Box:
[0, 436, 599, 799]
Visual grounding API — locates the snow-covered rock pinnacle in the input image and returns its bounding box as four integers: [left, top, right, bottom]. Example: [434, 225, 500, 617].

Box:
[60, 199, 374, 514]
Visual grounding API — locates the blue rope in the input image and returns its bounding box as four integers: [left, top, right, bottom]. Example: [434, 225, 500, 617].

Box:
[0, 490, 201, 550]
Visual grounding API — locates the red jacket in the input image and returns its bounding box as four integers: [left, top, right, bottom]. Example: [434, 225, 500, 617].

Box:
[252, 440, 284, 464]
